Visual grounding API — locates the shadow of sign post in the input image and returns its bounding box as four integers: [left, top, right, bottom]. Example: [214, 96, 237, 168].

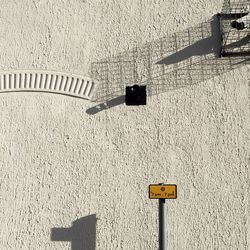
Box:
[51, 215, 97, 250]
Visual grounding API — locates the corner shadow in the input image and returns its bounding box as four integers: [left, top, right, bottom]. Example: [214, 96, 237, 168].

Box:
[51, 215, 97, 250]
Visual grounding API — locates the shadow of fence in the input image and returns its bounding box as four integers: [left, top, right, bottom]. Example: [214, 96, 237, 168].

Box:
[88, 14, 249, 114]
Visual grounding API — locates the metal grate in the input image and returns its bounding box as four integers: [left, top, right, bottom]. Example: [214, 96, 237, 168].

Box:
[0, 71, 96, 100]
[219, 0, 250, 56]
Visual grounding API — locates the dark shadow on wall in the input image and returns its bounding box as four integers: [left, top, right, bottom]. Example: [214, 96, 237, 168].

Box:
[87, 14, 249, 115]
[51, 215, 97, 250]
[86, 95, 125, 115]
[156, 17, 221, 65]
[225, 35, 250, 49]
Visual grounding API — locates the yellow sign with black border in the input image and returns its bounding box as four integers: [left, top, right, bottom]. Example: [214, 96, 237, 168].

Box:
[149, 184, 177, 199]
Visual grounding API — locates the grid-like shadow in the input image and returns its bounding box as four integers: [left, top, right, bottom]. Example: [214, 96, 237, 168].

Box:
[88, 13, 249, 114]
[221, 0, 250, 13]
[220, 0, 250, 56]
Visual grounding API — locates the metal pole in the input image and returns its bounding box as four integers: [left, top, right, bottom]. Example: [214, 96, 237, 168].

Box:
[159, 198, 166, 250]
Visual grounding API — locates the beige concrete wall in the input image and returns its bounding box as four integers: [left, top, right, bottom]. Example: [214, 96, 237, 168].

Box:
[0, 0, 249, 249]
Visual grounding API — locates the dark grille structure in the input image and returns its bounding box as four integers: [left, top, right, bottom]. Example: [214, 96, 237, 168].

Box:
[219, 0, 250, 56]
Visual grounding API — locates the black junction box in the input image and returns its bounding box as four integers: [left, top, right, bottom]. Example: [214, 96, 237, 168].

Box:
[125, 85, 147, 106]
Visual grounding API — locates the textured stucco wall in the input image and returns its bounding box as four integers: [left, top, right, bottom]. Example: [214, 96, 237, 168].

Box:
[0, 0, 249, 249]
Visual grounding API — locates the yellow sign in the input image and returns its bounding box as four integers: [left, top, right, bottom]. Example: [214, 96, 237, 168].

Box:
[149, 184, 177, 199]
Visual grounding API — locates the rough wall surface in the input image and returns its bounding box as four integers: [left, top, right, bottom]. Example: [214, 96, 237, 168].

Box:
[0, 0, 249, 249]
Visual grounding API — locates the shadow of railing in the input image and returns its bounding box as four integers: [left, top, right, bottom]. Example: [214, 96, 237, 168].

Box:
[87, 14, 249, 115]
[51, 215, 97, 250]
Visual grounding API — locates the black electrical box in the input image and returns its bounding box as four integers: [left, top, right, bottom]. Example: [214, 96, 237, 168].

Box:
[125, 85, 147, 106]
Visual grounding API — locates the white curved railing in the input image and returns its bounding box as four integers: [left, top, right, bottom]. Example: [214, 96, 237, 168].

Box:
[0, 71, 96, 100]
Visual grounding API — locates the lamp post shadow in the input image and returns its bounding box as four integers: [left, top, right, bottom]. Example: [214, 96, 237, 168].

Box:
[51, 215, 97, 250]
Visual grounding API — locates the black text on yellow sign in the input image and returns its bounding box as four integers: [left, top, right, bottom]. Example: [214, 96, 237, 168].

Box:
[149, 184, 177, 199]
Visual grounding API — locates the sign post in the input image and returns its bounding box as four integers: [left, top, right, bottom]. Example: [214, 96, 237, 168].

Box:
[159, 197, 166, 250]
[149, 183, 177, 250]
